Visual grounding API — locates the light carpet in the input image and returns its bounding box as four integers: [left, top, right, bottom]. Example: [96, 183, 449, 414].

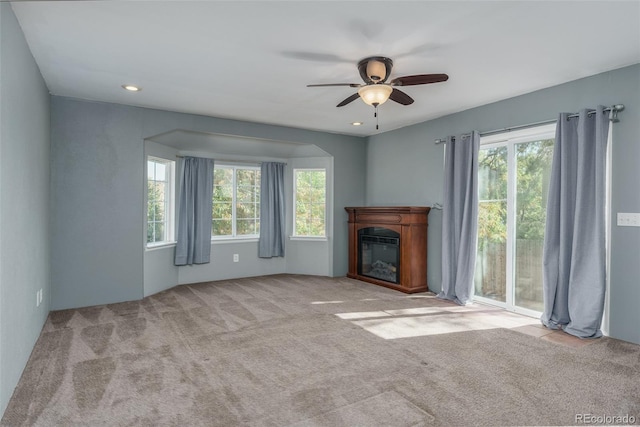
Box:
[2, 274, 638, 426]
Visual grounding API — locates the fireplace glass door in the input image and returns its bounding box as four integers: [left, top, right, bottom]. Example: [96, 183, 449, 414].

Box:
[358, 227, 400, 284]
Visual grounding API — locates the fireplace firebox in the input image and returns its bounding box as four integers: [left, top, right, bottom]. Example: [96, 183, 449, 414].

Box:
[345, 206, 430, 293]
[358, 227, 400, 284]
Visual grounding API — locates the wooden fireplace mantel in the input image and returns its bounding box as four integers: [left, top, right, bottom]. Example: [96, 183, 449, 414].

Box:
[345, 206, 430, 293]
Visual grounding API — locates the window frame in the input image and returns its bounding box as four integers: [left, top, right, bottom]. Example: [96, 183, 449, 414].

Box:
[146, 156, 176, 248]
[292, 167, 327, 240]
[212, 163, 261, 241]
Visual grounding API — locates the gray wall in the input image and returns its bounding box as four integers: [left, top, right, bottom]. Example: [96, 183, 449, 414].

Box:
[366, 64, 640, 345]
[178, 242, 286, 285]
[51, 99, 145, 309]
[51, 96, 366, 309]
[0, 3, 51, 415]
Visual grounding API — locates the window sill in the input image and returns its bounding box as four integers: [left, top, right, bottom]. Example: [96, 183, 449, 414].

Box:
[211, 237, 259, 245]
[289, 236, 328, 242]
[146, 242, 177, 251]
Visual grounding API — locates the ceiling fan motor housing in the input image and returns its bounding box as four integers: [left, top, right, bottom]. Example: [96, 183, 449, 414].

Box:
[358, 56, 393, 84]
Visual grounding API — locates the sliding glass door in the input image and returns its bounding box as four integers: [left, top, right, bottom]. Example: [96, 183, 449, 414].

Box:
[476, 145, 508, 304]
[474, 124, 555, 316]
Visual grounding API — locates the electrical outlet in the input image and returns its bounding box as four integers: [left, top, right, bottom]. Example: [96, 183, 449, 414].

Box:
[617, 212, 640, 227]
[233, 254, 239, 262]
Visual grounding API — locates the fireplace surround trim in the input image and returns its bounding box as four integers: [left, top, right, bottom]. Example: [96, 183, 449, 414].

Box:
[345, 206, 430, 293]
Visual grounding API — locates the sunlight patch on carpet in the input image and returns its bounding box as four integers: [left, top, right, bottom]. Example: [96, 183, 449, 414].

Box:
[335, 311, 391, 320]
[311, 298, 384, 305]
[337, 308, 540, 339]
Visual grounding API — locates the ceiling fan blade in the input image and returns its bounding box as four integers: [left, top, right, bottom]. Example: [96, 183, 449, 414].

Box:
[389, 88, 414, 106]
[307, 83, 361, 88]
[336, 93, 360, 107]
[390, 73, 449, 86]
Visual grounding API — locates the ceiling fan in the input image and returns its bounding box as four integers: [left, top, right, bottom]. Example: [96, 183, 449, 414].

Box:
[307, 56, 448, 108]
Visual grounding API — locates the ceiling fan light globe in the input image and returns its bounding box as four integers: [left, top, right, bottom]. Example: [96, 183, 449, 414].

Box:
[358, 84, 393, 106]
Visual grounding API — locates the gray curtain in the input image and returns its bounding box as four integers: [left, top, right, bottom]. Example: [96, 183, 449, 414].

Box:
[541, 106, 610, 338]
[438, 131, 480, 305]
[258, 162, 286, 258]
[174, 157, 215, 266]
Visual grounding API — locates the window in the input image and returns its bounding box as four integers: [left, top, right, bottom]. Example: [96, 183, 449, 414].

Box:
[212, 165, 260, 238]
[147, 157, 175, 246]
[293, 169, 326, 237]
[474, 124, 555, 316]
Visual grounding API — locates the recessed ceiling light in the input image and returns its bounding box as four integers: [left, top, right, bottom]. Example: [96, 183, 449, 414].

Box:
[351, 122, 363, 126]
[122, 84, 141, 92]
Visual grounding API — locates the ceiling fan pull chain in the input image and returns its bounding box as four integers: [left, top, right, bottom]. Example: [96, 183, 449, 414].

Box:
[375, 105, 379, 130]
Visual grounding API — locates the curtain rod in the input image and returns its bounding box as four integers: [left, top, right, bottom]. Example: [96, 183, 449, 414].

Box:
[434, 104, 624, 144]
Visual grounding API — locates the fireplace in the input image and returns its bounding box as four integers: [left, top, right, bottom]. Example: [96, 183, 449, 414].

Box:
[358, 227, 400, 284]
[345, 206, 430, 293]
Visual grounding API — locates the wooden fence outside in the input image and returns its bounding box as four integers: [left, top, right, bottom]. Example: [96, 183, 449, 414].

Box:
[475, 239, 544, 311]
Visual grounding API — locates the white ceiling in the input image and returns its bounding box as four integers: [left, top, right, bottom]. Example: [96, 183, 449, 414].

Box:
[11, 1, 640, 137]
